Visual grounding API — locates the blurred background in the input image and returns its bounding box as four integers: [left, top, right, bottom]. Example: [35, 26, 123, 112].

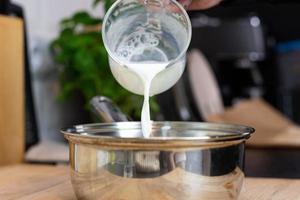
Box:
[1, 0, 300, 179]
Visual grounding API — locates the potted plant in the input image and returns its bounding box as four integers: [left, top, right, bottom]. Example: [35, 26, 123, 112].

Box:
[50, 0, 159, 120]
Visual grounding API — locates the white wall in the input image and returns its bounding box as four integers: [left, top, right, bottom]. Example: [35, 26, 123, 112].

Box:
[11, 0, 104, 141]
[13, 0, 103, 42]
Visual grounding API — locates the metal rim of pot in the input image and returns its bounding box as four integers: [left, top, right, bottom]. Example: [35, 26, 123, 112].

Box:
[61, 121, 254, 149]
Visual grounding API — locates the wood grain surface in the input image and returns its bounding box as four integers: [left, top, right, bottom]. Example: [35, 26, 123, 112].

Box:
[208, 99, 300, 149]
[0, 15, 24, 165]
[0, 164, 300, 200]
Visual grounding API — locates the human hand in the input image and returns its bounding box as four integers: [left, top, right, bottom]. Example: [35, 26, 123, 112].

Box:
[178, 0, 222, 10]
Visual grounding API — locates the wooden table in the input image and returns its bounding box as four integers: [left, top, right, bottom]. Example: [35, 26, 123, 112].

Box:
[0, 164, 300, 200]
[208, 99, 300, 148]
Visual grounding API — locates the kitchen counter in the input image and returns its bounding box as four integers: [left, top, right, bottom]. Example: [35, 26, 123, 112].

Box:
[0, 164, 300, 200]
[208, 99, 300, 149]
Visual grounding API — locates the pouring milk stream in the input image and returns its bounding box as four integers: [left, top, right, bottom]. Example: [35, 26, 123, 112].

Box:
[103, 0, 191, 137]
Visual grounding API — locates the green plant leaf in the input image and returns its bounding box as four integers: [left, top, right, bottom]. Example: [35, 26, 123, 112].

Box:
[50, 2, 160, 120]
[104, 0, 115, 11]
[93, 0, 114, 11]
[93, 0, 101, 7]
[72, 11, 101, 25]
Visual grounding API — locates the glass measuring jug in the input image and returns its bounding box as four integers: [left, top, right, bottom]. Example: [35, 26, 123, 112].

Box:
[102, 0, 192, 96]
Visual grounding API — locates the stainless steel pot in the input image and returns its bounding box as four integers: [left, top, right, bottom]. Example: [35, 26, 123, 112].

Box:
[62, 122, 254, 200]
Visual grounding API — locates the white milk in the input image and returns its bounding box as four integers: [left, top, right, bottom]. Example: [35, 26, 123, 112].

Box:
[108, 17, 186, 137]
[109, 56, 185, 138]
[128, 62, 167, 136]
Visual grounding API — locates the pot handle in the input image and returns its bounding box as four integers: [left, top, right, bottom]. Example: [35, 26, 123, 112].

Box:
[90, 96, 131, 122]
